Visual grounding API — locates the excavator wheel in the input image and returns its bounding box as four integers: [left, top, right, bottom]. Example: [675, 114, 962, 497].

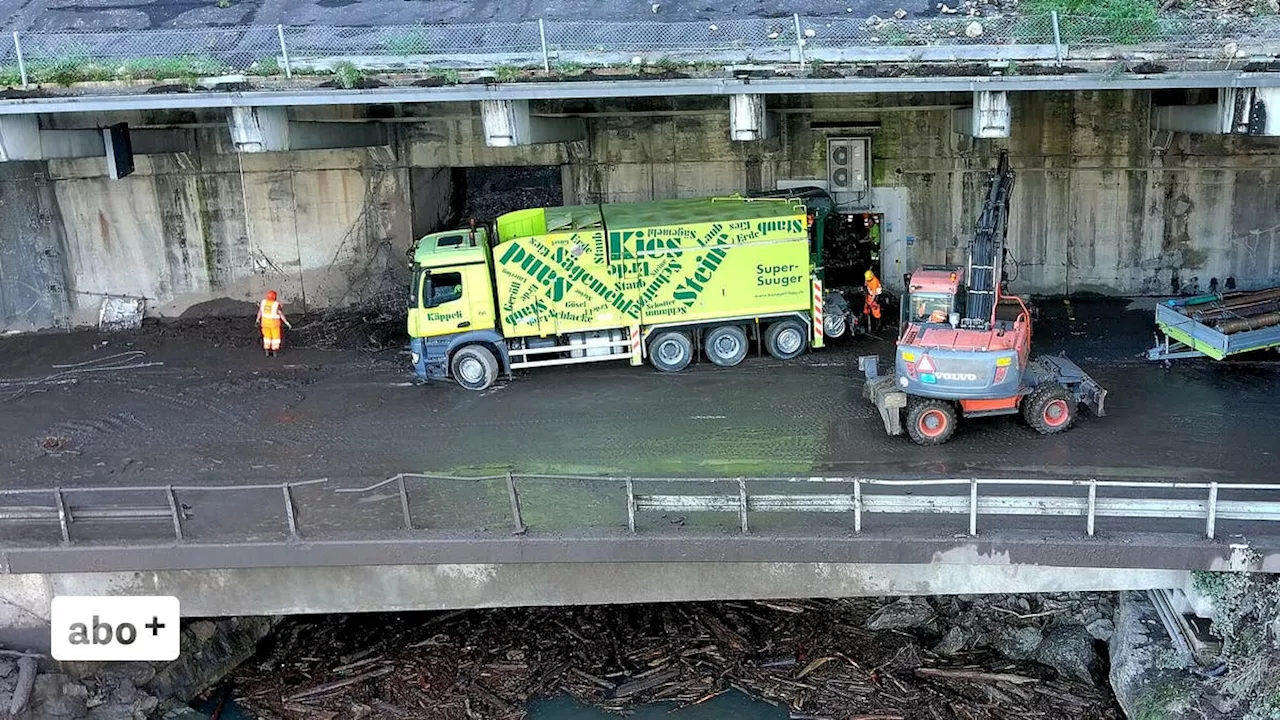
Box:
[906, 399, 957, 446]
[1023, 383, 1076, 435]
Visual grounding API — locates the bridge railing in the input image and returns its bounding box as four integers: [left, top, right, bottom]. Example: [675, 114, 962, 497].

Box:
[1, 14, 1278, 87]
[5, 473, 1272, 548]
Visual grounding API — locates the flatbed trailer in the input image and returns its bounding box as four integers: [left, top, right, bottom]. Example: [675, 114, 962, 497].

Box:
[1147, 287, 1280, 363]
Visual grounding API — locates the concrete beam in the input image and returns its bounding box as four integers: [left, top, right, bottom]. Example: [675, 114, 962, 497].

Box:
[952, 90, 1012, 138]
[480, 99, 585, 147]
[0, 562, 1194, 654]
[0, 115, 188, 161]
[228, 106, 390, 153]
[728, 93, 777, 141]
[1153, 87, 1279, 135]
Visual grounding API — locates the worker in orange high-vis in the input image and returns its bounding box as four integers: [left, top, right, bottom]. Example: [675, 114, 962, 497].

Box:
[255, 290, 292, 357]
[863, 269, 883, 330]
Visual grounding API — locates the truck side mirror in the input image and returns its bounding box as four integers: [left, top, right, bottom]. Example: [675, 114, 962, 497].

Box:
[949, 312, 960, 329]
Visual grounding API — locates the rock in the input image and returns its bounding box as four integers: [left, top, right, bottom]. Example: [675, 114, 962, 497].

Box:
[964, 20, 984, 37]
[933, 626, 967, 657]
[118, 664, 155, 688]
[866, 598, 935, 631]
[893, 7, 908, 18]
[161, 707, 211, 720]
[804, 28, 816, 37]
[13, 674, 89, 720]
[1108, 592, 1207, 720]
[1034, 624, 1097, 683]
[0, 659, 16, 678]
[188, 621, 218, 645]
[1269, 0, 1280, 13]
[1086, 618, 1115, 642]
[708, 24, 718, 30]
[147, 616, 277, 703]
[995, 626, 1043, 660]
[650, 2, 660, 12]
[1224, 41, 1239, 58]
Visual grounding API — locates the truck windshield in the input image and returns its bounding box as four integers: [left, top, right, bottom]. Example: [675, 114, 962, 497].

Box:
[910, 292, 952, 323]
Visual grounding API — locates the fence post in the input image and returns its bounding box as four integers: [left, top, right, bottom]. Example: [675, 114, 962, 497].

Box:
[538, 19, 551, 73]
[282, 483, 299, 539]
[737, 477, 748, 534]
[853, 478, 862, 533]
[12, 32, 28, 88]
[1050, 11, 1063, 66]
[968, 478, 978, 536]
[506, 470, 526, 535]
[166, 486, 183, 541]
[397, 474, 413, 530]
[53, 488, 69, 544]
[1086, 479, 1097, 537]
[277, 24, 293, 79]
[1206, 482, 1219, 540]
[792, 13, 806, 70]
[625, 477, 636, 533]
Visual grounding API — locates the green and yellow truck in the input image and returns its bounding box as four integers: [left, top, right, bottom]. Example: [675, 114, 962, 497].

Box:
[407, 194, 852, 391]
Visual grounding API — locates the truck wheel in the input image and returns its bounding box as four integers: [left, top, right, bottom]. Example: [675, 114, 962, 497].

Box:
[649, 331, 692, 372]
[765, 319, 807, 360]
[1023, 383, 1076, 435]
[705, 325, 748, 367]
[906, 399, 957, 446]
[451, 345, 499, 391]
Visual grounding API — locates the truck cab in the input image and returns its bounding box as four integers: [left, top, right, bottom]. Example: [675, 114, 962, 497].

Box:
[407, 227, 507, 385]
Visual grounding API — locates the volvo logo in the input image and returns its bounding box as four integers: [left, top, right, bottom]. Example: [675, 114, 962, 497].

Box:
[936, 371, 979, 381]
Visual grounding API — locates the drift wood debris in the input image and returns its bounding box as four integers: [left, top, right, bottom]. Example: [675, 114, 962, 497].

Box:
[232, 600, 1120, 720]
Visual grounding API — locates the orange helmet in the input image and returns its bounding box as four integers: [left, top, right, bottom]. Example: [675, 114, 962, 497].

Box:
[266, 290, 278, 301]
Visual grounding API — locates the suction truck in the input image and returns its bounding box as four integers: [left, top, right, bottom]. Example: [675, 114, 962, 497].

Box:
[407, 195, 853, 391]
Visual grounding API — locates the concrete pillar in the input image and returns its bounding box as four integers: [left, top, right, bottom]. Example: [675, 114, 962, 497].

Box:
[729, 94, 777, 142]
[480, 99, 585, 147]
[952, 91, 1012, 139]
[228, 107, 391, 153]
[1152, 87, 1279, 136]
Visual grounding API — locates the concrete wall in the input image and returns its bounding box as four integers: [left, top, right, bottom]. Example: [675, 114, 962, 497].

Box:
[1, 91, 1278, 331]
[0, 562, 1194, 654]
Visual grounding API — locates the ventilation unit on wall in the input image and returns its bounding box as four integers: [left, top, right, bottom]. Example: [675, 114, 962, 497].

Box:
[826, 137, 870, 209]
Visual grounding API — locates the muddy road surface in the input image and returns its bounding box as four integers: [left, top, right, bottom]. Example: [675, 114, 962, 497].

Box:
[0, 300, 1276, 494]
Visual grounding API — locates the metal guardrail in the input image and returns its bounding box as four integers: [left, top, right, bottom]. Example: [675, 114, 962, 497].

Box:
[4, 474, 1280, 547]
[0, 479, 324, 543]
[1, 14, 1278, 87]
[342, 473, 1280, 541]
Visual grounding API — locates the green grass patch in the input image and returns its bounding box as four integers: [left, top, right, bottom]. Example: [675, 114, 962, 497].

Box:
[383, 32, 427, 55]
[248, 56, 281, 76]
[331, 61, 363, 89]
[1021, 0, 1159, 44]
[0, 65, 23, 86]
[493, 64, 523, 82]
[115, 56, 226, 81]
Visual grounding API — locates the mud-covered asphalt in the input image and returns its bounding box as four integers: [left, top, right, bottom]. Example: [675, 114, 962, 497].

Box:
[0, 299, 1276, 494]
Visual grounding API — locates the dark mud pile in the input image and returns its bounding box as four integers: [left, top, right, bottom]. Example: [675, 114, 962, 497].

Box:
[232, 599, 1120, 720]
[141, 301, 409, 353]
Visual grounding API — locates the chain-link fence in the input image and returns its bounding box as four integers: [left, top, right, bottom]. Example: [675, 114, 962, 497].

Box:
[1, 13, 1278, 86]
